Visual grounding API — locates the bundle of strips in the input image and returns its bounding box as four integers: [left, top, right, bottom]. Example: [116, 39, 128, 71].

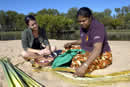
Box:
[34, 67, 130, 87]
[0, 57, 45, 87]
[52, 67, 130, 86]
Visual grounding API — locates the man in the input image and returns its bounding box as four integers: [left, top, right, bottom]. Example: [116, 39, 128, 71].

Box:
[64, 7, 112, 77]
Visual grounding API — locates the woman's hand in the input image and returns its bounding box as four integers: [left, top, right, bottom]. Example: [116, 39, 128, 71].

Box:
[74, 63, 88, 77]
[37, 50, 44, 55]
[39, 49, 51, 55]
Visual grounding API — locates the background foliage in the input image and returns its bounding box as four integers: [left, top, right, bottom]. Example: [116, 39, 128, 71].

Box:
[0, 5, 130, 40]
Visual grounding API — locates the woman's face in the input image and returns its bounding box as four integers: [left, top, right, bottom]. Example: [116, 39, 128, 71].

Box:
[28, 20, 38, 30]
[78, 16, 92, 29]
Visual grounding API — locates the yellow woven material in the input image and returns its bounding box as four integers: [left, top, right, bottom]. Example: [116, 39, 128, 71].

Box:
[33, 67, 130, 86]
[53, 67, 130, 78]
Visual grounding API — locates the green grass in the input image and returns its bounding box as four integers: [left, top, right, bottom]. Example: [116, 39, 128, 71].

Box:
[0, 31, 22, 40]
[107, 29, 130, 32]
[0, 31, 21, 35]
[0, 30, 130, 40]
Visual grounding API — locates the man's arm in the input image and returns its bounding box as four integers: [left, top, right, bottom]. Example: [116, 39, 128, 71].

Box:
[64, 39, 81, 48]
[85, 42, 102, 65]
[74, 42, 102, 77]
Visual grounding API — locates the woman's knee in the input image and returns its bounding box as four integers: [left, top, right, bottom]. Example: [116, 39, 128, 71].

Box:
[51, 46, 56, 51]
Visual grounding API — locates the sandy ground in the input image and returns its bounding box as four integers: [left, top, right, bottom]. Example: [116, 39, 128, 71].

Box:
[0, 40, 130, 87]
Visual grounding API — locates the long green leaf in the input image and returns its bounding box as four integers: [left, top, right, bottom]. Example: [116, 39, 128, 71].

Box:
[4, 60, 26, 87]
[0, 59, 14, 87]
[15, 67, 45, 87]
[1, 58, 45, 87]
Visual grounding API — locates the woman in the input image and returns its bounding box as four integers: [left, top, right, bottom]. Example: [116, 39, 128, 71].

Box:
[64, 7, 112, 77]
[21, 15, 56, 62]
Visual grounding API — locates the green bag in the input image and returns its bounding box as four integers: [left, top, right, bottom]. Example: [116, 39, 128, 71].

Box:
[52, 49, 86, 69]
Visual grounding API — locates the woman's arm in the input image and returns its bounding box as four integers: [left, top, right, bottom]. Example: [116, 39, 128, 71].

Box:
[21, 30, 29, 51]
[27, 48, 40, 54]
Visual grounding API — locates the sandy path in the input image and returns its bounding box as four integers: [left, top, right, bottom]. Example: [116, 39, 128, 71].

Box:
[0, 40, 130, 87]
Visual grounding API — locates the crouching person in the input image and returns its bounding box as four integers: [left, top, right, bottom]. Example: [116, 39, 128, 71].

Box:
[21, 15, 56, 66]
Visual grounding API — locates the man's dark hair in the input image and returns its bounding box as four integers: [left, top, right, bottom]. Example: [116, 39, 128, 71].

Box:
[77, 7, 92, 18]
[25, 15, 36, 25]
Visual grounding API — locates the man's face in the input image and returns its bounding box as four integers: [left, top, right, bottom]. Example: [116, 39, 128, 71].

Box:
[28, 20, 38, 30]
[78, 16, 92, 29]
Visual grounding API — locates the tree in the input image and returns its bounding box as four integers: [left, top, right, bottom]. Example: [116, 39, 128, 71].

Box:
[101, 16, 113, 27]
[66, 7, 78, 21]
[0, 10, 7, 27]
[37, 8, 48, 15]
[104, 9, 112, 16]
[47, 8, 59, 15]
[6, 11, 18, 31]
[37, 8, 59, 16]
[128, 5, 130, 13]
[124, 13, 130, 29]
[93, 12, 104, 22]
[28, 12, 36, 16]
[0, 10, 7, 32]
[15, 14, 26, 31]
[60, 12, 67, 17]
[110, 19, 123, 29]
[121, 6, 128, 16]
[115, 8, 120, 15]
[66, 7, 78, 30]
[36, 15, 74, 32]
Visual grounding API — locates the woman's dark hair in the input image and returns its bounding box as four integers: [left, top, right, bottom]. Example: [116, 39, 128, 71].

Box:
[77, 7, 92, 18]
[25, 15, 36, 25]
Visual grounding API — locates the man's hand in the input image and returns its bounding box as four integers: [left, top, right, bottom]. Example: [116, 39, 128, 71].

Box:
[64, 39, 81, 49]
[74, 63, 88, 77]
[64, 43, 72, 48]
